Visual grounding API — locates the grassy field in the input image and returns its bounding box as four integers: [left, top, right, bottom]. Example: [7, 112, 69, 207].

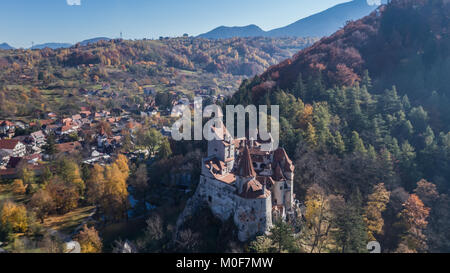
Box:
[0, 183, 27, 204]
[43, 206, 97, 235]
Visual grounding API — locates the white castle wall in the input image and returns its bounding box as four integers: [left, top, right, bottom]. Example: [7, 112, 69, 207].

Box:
[234, 196, 272, 242]
[196, 173, 273, 241]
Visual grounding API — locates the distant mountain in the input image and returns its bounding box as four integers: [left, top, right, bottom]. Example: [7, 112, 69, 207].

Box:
[31, 43, 72, 50]
[199, 0, 383, 39]
[199, 25, 265, 39]
[0, 43, 14, 50]
[25, 37, 111, 50]
[267, 0, 381, 37]
[79, 37, 111, 46]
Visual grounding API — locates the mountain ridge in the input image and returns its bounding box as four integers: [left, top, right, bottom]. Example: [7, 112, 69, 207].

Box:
[31, 42, 73, 50]
[0, 43, 14, 50]
[199, 0, 382, 39]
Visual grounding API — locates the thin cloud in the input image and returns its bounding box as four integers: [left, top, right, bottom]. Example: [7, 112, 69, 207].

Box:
[367, 0, 381, 5]
[67, 0, 81, 6]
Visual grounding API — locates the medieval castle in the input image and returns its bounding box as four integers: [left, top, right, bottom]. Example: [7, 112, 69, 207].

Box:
[178, 122, 296, 242]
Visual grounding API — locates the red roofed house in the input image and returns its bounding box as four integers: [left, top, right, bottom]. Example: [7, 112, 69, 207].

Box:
[58, 125, 77, 135]
[0, 121, 15, 136]
[0, 139, 26, 157]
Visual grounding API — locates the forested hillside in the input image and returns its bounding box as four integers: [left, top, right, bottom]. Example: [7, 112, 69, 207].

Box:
[0, 36, 315, 120]
[230, 0, 450, 253]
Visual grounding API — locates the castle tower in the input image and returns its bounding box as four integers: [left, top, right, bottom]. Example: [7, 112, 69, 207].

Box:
[236, 145, 256, 194]
[206, 122, 235, 172]
[273, 148, 295, 211]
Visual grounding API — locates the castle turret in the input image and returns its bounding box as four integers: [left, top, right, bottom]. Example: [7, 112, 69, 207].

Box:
[236, 145, 256, 194]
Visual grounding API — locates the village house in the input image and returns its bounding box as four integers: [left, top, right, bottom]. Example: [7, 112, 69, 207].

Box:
[30, 130, 46, 147]
[0, 150, 11, 167]
[0, 121, 15, 136]
[0, 139, 27, 158]
[47, 112, 57, 119]
[58, 125, 77, 135]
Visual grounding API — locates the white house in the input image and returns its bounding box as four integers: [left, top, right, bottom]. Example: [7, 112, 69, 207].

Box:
[0, 139, 27, 157]
[30, 130, 46, 147]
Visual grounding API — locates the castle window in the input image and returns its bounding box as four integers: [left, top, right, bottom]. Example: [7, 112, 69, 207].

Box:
[208, 196, 212, 203]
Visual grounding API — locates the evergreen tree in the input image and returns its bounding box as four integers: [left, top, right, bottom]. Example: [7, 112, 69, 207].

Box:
[268, 220, 296, 253]
[332, 201, 368, 253]
[292, 73, 306, 99]
[305, 123, 318, 148]
[350, 131, 367, 154]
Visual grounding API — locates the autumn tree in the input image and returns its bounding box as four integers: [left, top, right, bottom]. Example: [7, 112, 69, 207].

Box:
[397, 194, 430, 252]
[413, 179, 439, 207]
[85, 164, 106, 206]
[46, 177, 79, 214]
[55, 158, 85, 196]
[29, 189, 55, 223]
[0, 201, 29, 233]
[248, 236, 275, 253]
[75, 225, 103, 253]
[12, 179, 26, 195]
[102, 156, 129, 222]
[364, 183, 391, 241]
[301, 184, 334, 253]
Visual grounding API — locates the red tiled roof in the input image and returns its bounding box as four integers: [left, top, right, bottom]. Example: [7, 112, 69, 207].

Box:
[240, 179, 271, 199]
[273, 148, 294, 172]
[0, 121, 14, 127]
[0, 139, 21, 150]
[216, 173, 236, 184]
[272, 163, 286, 181]
[237, 146, 256, 178]
[61, 125, 74, 132]
[40, 119, 55, 126]
[256, 176, 275, 187]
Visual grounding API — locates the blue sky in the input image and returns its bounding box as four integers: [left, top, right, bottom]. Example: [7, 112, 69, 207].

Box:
[1, 0, 360, 48]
